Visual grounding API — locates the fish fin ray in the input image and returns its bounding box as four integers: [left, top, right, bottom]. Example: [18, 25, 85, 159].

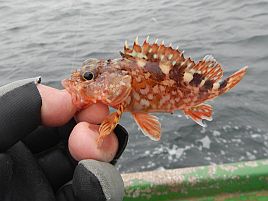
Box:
[132, 112, 161, 141]
[218, 66, 248, 95]
[121, 37, 187, 75]
[184, 104, 213, 127]
[98, 105, 124, 147]
[204, 66, 248, 101]
[182, 55, 223, 87]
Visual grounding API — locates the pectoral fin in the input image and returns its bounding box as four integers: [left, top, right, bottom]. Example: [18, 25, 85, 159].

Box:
[98, 105, 124, 147]
[184, 104, 213, 127]
[132, 112, 161, 141]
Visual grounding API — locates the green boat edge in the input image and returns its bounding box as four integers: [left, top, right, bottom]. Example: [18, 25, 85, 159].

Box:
[122, 159, 268, 201]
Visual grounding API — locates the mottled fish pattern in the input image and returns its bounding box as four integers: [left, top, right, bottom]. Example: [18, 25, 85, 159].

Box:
[62, 37, 247, 146]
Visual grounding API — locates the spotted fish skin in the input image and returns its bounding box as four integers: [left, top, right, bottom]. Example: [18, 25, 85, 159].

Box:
[62, 37, 247, 145]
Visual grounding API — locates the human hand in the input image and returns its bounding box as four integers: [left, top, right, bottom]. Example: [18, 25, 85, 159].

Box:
[37, 84, 119, 162]
[0, 78, 127, 201]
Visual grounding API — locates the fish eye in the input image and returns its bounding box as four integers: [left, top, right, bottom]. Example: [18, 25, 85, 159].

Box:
[82, 71, 94, 81]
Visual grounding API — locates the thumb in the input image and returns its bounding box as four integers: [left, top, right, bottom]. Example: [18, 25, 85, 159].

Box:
[37, 84, 77, 127]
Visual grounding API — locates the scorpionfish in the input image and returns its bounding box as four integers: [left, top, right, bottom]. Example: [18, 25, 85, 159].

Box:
[62, 37, 247, 146]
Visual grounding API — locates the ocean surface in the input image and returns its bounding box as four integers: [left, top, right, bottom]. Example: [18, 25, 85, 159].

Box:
[1, 0, 268, 173]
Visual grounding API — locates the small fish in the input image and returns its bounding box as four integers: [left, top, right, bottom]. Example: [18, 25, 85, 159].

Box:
[62, 37, 247, 146]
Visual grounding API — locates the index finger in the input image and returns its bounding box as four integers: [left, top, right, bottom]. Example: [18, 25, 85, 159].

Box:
[37, 84, 109, 127]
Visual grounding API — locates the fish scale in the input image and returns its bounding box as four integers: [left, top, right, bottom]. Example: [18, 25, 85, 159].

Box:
[62, 37, 247, 146]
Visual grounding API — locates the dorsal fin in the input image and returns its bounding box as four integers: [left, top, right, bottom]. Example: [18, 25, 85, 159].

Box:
[121, 38, 223, 88]
[121, 36, 186, 75]
[181, 55, 224, 88]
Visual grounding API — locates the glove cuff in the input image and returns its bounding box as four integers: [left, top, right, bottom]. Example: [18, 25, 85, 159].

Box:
[73, 160, 124, 201]
[110, 124, 128, 165]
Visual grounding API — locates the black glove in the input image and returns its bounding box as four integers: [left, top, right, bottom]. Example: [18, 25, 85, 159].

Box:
[0, 78, 128, 201]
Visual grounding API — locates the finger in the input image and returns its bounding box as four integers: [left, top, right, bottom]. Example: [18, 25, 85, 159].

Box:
[37, 84, 77, 127]
[68, 122, 118, 162]
[75, 103, 109, 125]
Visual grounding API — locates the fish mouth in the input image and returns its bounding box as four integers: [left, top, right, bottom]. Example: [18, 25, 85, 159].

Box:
[61, 79, 95, 110]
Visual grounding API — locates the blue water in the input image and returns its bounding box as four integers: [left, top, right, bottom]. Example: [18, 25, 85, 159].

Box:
[1, 0, 268, 173]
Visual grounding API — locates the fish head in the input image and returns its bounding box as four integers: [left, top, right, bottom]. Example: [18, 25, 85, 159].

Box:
[62, 58, 132, 109]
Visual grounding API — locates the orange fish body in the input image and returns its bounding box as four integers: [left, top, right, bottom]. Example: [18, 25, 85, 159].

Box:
[62, 37, 247, 145]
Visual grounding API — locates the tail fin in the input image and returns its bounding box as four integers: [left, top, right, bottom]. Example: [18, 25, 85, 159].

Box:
[217, 66, 248, 96]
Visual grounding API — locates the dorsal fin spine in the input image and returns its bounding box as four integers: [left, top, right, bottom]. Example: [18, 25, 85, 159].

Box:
[146, 36, 150, 43]
[121, 37, 187, 76]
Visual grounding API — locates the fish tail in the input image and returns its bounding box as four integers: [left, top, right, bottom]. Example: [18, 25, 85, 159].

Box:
[216, 66, 248, 96]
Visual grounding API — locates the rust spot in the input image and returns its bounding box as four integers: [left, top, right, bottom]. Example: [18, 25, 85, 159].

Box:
[190, 73, 203, 87]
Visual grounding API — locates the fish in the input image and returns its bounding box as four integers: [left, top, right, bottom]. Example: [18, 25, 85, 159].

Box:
[62, 37, 247, 146]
